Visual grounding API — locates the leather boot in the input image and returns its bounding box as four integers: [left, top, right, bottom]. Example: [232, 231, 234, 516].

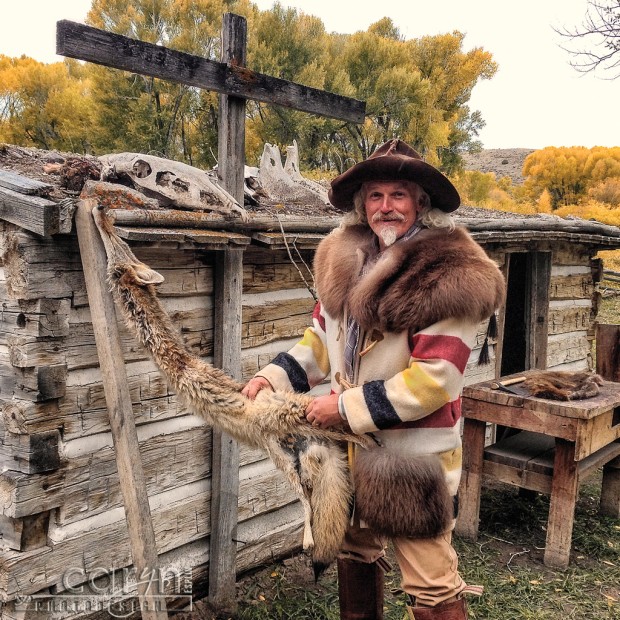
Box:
[406, 596, 468, 620]
[337, 558, 384, 620]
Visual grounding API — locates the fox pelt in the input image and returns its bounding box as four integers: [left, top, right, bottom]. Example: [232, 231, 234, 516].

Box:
[90, 204, 376, 581]
[522, 370, 603, 401]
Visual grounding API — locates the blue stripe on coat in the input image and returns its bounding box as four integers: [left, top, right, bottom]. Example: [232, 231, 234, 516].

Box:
[362, 380, 402, 429]
[271, 352, 311, 393]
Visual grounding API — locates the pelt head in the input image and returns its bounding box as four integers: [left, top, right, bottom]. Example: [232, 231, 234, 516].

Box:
[92, 205, 165, 287]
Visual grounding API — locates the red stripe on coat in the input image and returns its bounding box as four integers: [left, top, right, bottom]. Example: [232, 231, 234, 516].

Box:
[410, 333, 471, 374]
[390, 399, 461, 429]
[313, 302, 326, 332]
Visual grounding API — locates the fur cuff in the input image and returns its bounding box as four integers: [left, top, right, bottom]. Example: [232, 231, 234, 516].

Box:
[353, 449, 453, 539]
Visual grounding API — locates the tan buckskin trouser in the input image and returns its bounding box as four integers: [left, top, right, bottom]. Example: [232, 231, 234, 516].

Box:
[340, 524, 466, 607]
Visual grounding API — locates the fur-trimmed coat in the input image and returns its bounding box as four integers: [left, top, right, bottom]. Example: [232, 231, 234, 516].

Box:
[257, 224, 505, 501]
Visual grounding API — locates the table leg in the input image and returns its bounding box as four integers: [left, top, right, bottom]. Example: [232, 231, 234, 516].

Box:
[455, 418, 486, 539]
[600, 455, 620, 518]
[544, 439, 578, 569]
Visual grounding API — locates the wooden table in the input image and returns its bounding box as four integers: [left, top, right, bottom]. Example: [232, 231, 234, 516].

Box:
[456, 371, 620, 568]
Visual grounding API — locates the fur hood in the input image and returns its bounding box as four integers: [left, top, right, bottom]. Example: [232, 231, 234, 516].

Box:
[314, 224, 505, 333]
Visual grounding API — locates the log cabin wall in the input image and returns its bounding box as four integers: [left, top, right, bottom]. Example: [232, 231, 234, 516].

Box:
[0, 207, 617, 617]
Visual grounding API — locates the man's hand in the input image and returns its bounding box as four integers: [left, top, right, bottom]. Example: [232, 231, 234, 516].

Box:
[305, 394, 342, 429]
[242, 376, 273, 400]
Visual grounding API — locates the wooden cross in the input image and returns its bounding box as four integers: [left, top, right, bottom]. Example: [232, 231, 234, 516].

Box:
[57, 14, 365, 616]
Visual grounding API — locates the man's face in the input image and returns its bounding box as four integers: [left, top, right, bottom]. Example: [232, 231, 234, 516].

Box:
[364, 181, 420, 250]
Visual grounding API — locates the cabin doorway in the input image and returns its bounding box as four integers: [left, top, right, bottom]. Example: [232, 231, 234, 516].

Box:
[500, 251, 552, 375]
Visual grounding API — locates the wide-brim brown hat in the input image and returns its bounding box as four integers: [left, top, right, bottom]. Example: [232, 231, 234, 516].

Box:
[328, 139, 460, 212]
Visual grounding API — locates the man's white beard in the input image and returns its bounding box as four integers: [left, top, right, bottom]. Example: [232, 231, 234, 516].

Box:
[379, 225, 398, 247]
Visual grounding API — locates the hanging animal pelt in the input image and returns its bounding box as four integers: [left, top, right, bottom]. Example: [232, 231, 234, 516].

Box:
[522, 370, 603, 401]
[91, 205, 376, 580]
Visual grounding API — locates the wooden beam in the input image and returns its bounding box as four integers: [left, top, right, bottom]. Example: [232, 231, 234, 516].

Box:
[0, 169, 53, 196]
[56, 20, 366, 124]
[109, 206, 341, 233]
[527, 251, 551, 370]
[0, 187, 61, 236]
[208, 13, 245, 613]
[596, 323, 620, 382]
[75, 199, 168, 620]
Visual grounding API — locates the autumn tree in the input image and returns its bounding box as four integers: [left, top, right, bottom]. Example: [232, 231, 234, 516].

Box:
[319, 22, 496, 173]
[85, 0, 256, 165]
[0, 55, 93, 152]
[522, 146, 620, 208]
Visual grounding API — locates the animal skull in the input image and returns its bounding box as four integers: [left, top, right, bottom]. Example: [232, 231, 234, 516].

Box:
[99, 153, 248, 221]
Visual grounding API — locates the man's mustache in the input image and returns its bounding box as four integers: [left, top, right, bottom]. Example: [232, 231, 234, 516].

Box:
[371, 212, 406, 223]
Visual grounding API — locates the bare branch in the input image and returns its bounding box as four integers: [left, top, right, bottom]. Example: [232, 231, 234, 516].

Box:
[554, 0, 620, 78]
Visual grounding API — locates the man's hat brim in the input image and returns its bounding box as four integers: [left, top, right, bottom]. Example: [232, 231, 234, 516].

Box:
[328, 141, 460, 213]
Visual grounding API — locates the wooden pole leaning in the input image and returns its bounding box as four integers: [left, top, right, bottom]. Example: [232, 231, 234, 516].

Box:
[75, 198, 168, 620]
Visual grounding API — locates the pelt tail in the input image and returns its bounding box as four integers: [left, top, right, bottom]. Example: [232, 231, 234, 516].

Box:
[299, 442, 352, 580]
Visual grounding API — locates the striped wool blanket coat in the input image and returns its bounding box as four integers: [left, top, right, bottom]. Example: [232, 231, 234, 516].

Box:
[256, 223, 505, 517]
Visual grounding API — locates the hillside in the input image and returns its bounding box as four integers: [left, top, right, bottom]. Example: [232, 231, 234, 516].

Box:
[462, 148, 535, 184]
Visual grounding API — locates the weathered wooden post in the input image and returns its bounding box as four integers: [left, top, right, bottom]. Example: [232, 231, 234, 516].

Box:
[596, 323, 620, 382]
[208, 13, 246, 612]
[76, 199, 168, 620]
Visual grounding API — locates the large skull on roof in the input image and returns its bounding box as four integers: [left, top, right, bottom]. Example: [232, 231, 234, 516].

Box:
[99, 153, 248, 221]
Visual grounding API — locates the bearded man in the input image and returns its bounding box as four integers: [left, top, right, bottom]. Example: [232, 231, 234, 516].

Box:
[243, 139, 505, 619]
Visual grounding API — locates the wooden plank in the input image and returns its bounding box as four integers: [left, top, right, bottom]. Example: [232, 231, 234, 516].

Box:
[527, 252, 551, 370]
[549, 273, 594, 300]
[0, 468, 66, 519]
[0, 170, 53, 196]
[251, 231, 325, 249]
[0, 512, 49, 551]
[0, 466, 298, 601]
[0, 429, 60, 474]
[596, 324, 620, 382]
[1, 364, 68, 402]
[115, 225, 250, 246]
[548, 303, 592, 335]
[481, 459, 552, 494]
[242, 297, 314, 349]
[56, 20, 366, 124]
[574, 408, 620, 461]
[0, 298, 71, 340]
[0, 499, 303, 607]
[546, 332, 590, 368]
[455, 417, 486, 539]
[0, 187, 61, 237]
[107, 207, 341, 233]
[544, 439, 578, 569]
[75, 199, 167, 619]
[243, 256, 316, 294]
[462, 398, 579, 439]
[208, 15, 245, 612]
[0, 429, 265, 521]
[483, 430, 555, 475]
[600, 452, 620, 517]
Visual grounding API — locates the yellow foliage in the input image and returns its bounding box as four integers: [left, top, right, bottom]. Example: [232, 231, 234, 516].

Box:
[554, 201, 620, 226]
[537, 189, 553, 214]
[589, 178, 620, 206]
[598, 249, 620, 272]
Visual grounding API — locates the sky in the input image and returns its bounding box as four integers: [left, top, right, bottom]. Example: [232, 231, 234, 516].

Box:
[1, 0, 618, 150]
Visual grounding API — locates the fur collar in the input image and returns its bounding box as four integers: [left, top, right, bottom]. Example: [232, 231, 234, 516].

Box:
[314, 224, 505, 333]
